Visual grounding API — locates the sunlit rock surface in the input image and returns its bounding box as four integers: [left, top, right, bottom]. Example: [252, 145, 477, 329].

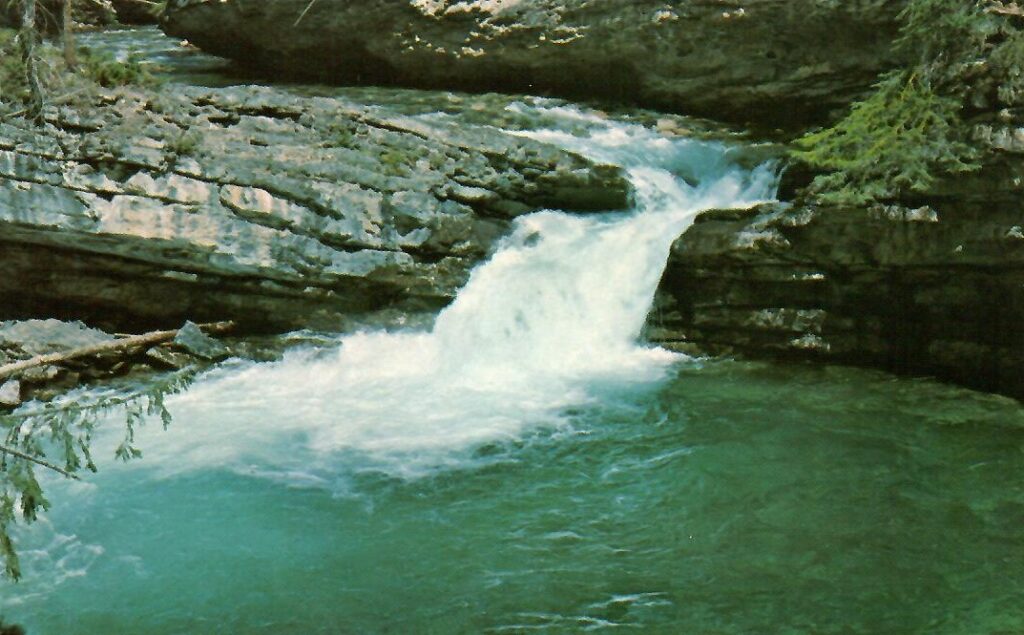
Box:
[0, 85, 629, 332]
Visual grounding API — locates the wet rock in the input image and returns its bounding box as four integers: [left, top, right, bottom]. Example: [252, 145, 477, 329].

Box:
[0, 319, 114, 403]
[0, 84, 629, 333]
[161, 0, 908, 127]
[646, 45, 1024, 399]
[650, 172, 1024, 399]
[0, 319, 114, 355]
[146, 345, 196, 369]
[0, 620, 26, 635]
[0, 320, 114, 389]
[20, 365, 62, 384]
[0, 318, 243, 403]
[0, 380, 21, 407]
[173, 321, 229, 360]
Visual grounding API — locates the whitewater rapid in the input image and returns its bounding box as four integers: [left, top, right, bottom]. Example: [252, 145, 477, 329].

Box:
[121, 105, 779, 480]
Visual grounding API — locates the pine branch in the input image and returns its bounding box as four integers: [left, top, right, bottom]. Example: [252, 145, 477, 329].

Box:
[0, 444, 80, 480]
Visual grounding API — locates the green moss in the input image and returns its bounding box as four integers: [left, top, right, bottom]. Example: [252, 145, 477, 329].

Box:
[166, 129, 201, 156]
[323, 119, 357, 147]
[1, 29, 160, 115]
[380, 150, 408, 175]
[0, 28, 29, 101]
[79, 48, 159, 88]
[793, 0, 1022, 205]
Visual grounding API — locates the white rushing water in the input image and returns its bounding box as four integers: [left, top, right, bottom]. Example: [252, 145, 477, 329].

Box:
[124, 106, 779, 480]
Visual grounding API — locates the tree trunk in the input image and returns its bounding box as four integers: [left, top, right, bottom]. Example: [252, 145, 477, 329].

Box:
[63, 0, 77, 69]
[20, 0, 44, 124]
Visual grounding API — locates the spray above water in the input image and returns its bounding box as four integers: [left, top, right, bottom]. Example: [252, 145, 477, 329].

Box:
[131, 105, 780, 479]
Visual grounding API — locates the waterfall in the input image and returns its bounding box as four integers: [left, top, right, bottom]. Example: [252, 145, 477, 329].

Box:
[127, 106, 779, 480]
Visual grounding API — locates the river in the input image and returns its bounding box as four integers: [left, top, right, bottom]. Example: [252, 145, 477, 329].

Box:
[2, 27, 1023, 635]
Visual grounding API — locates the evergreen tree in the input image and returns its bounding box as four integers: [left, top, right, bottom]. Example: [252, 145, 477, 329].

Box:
[794, 0, 1024, 204]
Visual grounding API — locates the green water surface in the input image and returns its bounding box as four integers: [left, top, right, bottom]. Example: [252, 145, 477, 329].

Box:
[4, 360, 1024, 634]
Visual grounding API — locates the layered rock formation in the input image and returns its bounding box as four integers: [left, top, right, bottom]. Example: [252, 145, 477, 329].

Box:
[648, 160, 1024, 398]
[0, 85, 629, 333]
[161, 0, 907, 127]
[647, 4, 1024, 401]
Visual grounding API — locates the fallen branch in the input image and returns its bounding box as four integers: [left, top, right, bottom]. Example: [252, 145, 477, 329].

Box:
[0, 444, 80, 479]
[988, 2, 1024, 17]
[294, 0, 318, 26]
[0, 321, 234, 382]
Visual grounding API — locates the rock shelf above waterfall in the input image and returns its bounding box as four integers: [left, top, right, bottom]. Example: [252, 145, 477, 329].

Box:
[161, 0, 907, 127]
[0, 85, 631, 333]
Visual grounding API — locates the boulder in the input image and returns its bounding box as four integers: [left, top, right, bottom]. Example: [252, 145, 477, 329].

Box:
[0, 319, 114, 355]
[0, 380, 21, 407]
[172, 321, 229, 359]
[161, 0, 908, 127]
[0, 85, 630, 334]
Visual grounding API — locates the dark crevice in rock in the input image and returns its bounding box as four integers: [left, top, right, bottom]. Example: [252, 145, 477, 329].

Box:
[51, 120, 104, 135]
[208, 113, 241, 127]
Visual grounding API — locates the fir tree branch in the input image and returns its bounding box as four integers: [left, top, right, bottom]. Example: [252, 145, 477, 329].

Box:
[0, 444, 79, 480]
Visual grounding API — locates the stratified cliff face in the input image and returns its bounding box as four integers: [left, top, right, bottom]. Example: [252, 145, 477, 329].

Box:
[161, 0, 907, 127]
[646, 0, 1024, 401]
[648, 158, 1024, 398]
[0, 85, 630, 333]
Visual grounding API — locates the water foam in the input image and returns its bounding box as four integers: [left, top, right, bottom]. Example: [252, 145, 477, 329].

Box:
[0, 517, 105, 609]
[120, 106, 778, 479]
